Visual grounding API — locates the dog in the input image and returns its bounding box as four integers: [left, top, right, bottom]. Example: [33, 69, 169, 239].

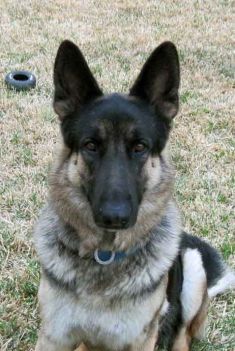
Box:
[34, 40, 235, 351]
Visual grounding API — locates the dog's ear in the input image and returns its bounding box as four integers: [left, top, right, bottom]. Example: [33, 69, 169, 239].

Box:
[53, 40, 103, 119]
[130, 42, 180, 120]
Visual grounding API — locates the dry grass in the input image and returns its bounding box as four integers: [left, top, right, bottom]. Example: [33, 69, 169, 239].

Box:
[0, 1, 234, 350]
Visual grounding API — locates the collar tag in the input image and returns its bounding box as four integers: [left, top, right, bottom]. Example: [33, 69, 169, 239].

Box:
[94, 249, 116, 265]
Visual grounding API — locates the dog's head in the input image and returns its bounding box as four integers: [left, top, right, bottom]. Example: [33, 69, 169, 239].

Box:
[51, 40, 180, 239]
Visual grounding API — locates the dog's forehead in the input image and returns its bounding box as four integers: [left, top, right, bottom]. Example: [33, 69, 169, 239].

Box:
[81, 93, 155, 138]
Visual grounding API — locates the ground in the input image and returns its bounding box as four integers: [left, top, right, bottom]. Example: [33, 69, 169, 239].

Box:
[0, 1, 234, 350]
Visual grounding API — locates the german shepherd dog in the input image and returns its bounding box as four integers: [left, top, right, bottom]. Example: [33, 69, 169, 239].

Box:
[34, 40, 235, 351]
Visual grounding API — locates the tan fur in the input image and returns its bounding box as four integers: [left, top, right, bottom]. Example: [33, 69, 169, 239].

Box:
[67, 153, 87, 186]
[49, 139, 176, 254]
[35, 273, 168, 351]
[34, 41, 234, 351]
[130, 333, 157, 351]
[189, 291, 209, 340]
[36, 320, 157, 351]
[172, 283, 209, 351]
[171, 293, 209, 351]
[76, 344, 89, 351]
[34, 131, 182, 351]
[75, 333, 157, 351]
[49, 143, 100, 256]
[144, 156, 161, 190]
[34, 129, 215, 351]
[171, 326, 190, 351]
[171, 249, 210, 351]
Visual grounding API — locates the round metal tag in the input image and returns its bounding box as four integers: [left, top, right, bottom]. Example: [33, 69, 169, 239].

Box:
[94, 249, 115, 265]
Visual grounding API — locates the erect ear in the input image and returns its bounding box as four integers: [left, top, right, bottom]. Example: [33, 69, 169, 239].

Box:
[129, 42, 180, 120]
[53, 40, 103, 119]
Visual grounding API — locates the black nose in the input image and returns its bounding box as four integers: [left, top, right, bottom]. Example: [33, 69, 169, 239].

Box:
[96, 202, 132, 229]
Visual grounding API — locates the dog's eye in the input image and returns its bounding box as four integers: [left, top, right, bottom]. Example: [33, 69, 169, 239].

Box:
[132, 143, 147, 153]
[84, 141, 98, 152]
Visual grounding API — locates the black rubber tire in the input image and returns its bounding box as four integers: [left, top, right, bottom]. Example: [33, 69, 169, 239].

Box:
[5, 70, 36, 91]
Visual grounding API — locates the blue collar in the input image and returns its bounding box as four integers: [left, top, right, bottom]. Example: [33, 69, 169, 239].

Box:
[94, 248, 136, 265]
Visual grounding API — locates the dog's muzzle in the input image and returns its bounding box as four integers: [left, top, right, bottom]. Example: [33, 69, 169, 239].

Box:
[95, 201, 132, 229]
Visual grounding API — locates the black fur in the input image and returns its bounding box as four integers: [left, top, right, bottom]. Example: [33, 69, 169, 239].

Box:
[34, 40, 234, 351]
[181, 232, 225, 287]
[41, 213, 167, 302]
[158, 254, 184, 350]
[53, 40, 180, 230]
[159, 232, 227, 350]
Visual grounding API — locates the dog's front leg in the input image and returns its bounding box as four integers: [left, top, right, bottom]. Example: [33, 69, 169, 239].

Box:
[129, 332, 157, 351]
[75, 343, 90, 351]
[139, 335, 157, 351]
[35, 330, 75, 351]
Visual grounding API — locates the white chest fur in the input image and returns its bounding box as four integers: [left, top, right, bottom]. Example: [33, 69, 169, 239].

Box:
[40, 278, 166, 349]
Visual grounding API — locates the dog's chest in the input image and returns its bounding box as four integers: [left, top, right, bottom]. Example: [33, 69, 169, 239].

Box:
[73, 287, 165, 349]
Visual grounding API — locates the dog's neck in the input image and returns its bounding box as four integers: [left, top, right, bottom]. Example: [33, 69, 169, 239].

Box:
[54, 199, 182, 265]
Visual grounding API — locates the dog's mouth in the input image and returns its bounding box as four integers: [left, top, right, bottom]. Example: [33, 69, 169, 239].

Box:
[95, 221, 131, 230]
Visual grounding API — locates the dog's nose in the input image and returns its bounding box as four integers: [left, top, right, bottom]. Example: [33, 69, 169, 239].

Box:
[97, 202, 132, 229]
